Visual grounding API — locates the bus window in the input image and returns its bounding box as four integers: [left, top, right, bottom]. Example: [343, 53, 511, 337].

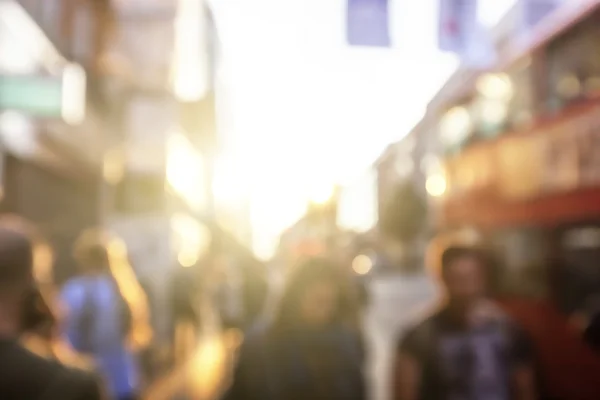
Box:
[470, 57, 533, 141]
[557, 225, 600, 315]
[474, 65, 531, 139]
[488, 228, 550, 299]
[506, 58, 534, 130]
[546, 11, 600, 113]
[439, 103, 474, 155]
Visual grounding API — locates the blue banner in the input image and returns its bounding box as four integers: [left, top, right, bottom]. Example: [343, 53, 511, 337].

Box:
[438, 0, 495, 68]
[346, 0, 391, 47]
[521, 0, 562, 32]
[438, 0, 477, 53]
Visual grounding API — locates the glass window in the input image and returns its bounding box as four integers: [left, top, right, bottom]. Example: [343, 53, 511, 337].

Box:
[439, 103, 473, 155]
[546, 11, 600, 113]
[473, 73, 512, 138]
[472, 60, 533, 140]
[506, 58, 534, 130]
[556, 224, 600, 314]
[488, 228, 550, 298]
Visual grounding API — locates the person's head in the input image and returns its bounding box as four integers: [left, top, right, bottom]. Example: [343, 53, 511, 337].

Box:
[440, 246, 489, 307]
[0, 216, 54, 335]
[274, 257, 350, 332]
[73, 229, 112, 275]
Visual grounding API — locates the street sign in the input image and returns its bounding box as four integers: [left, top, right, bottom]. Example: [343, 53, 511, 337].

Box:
[0, 75, 62, 117]
[0, 64, 85, 124]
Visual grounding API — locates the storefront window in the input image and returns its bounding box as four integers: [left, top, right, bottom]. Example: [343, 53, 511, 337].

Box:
[488, 228, 550, 298]
[546, 11, 600, 113]
[556, 224, 600, 314]
[439, 103, 473, 155]
[506, 58, 534, 130]
[474, 73, 512, 138]
[472, 61, 533, 139]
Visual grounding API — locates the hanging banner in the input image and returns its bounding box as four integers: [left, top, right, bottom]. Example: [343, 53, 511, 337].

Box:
[438, 0, 477, 53]
[438, 0, 495, 67]
[346, 0, 391, 47]
[520, 0, 563, 32]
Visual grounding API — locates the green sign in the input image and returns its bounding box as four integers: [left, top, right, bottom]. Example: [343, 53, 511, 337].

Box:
[0, 75, 63, 117]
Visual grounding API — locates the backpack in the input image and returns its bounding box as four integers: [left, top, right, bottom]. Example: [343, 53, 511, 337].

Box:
[77, 279, 132, 353]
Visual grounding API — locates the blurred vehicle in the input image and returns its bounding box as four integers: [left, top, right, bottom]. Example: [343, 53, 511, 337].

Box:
[431, 3, 600, 399]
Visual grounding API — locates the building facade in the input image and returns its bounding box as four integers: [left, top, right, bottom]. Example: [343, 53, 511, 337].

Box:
[0, 0, 114, 281]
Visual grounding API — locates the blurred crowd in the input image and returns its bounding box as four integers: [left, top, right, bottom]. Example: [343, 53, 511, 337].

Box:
[1, 213, 600, 400]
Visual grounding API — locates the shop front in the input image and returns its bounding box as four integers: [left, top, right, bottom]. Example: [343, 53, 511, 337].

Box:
[1, 154, 100, 282]
[0, 0, 101, 283]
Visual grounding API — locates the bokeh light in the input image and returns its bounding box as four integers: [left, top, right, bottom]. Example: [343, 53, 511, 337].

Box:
[352, 254, 373, 275]
[426, 173, 447, 197]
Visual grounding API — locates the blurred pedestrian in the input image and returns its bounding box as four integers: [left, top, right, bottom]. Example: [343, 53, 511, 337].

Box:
[393, 246, 537, 400]
[224, 257, 366, 400]
[61, 229, 152, 400]
[17, 223, 96, 372]
[0, 215, 104, 399]
[169, 259, 204, 367]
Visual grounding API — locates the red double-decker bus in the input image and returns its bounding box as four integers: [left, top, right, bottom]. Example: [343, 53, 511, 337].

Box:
[433, 1, 600, 398]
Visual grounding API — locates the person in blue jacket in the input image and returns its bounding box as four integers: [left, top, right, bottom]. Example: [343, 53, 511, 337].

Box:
[61, 230, 151, 400]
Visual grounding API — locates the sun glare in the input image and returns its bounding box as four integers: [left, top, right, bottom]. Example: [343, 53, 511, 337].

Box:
[166, 132, 206, 211]
[171, 213, 211, 267]
[212, 154, 252, 208]
[208, 0, 468, 259]
[307, 182, 335, 205]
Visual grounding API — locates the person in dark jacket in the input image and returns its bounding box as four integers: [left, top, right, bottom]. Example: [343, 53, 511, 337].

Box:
[224, 257, 366, 400]
[0, 215, 104, 400]
[394, 246, 536, 400]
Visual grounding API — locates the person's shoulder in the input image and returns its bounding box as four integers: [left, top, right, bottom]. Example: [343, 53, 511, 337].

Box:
[62, 277, 83, 291]
[61, 277, 88, 297]
[5, 339, 62, 373]
[50, 366, 103, 400]
[0, 342, 102, 399]
[397, 308, 442, 355]
[30, 349, 103, 400]
[404, 308, 443, 337]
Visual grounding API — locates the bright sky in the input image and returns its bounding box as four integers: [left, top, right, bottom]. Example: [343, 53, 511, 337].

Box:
[211, 0, 516, 259]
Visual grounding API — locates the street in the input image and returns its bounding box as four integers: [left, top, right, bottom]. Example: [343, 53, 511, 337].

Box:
[364, 273, 438, 400]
